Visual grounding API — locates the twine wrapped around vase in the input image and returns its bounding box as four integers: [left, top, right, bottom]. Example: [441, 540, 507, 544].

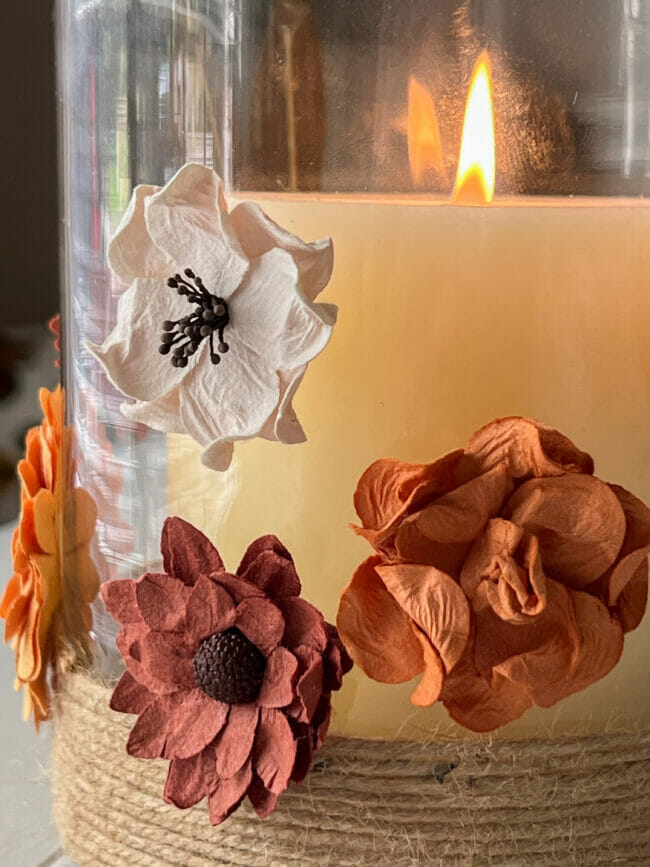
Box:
[52, 672, 650, 867]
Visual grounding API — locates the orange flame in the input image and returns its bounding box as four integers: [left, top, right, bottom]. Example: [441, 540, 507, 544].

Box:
[407, 76, 446, 186]
[452, 51, 495, 204]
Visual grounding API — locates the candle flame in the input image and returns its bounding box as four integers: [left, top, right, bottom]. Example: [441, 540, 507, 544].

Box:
[407, 76, 446, 186]
[452, 51, 495, 204]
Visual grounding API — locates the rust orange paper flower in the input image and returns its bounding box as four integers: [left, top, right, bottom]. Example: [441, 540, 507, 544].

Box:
[102, 517, 351, 825]
[0, 386, 99, 728]
[337, 417, 650, 732]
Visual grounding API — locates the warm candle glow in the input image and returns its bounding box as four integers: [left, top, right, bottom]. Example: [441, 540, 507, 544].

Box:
[452, 51, 495, 204]
[407, 76, 446, 185]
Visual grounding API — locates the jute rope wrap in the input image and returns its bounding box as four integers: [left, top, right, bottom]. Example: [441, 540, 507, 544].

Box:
[52, 672, 650, 867]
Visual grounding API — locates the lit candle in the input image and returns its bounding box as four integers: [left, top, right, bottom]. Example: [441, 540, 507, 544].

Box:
[169, 52, 650, 740]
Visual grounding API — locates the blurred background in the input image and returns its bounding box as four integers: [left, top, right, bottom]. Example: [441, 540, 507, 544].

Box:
[0, 1, 59, 524]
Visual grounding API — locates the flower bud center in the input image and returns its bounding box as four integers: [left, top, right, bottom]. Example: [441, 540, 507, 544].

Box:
[193, 628, 266, 704]
[159, 268, 231, 368]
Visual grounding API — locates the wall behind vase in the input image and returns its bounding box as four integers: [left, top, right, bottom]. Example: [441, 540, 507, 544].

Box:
[0, 0, 58, 325]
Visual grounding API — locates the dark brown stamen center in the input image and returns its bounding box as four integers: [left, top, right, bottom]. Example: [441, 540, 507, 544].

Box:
[193, 628, 266, 704]
[158, 268, 230, 368]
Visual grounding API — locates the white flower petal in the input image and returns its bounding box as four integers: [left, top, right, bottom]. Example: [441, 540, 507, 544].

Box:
[107, 184, 175, 284]
[176, 339, 281, 462]
[258, 366, 308, 444]
[231, 248, 337, 372]
[144, 163, 248, 298]
[86, 277, 194, 401]
[229, 200, 334, 301]
[121, 390, 188, 434]
[200, 439, 236, 472]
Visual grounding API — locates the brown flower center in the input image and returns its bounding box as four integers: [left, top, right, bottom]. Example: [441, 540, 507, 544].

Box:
[159, 268, 230, 368]
[193, 628, 266, 704]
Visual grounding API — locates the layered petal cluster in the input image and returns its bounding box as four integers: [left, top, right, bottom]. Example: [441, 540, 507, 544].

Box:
[102, 517, 351, 825]
[88, 163, 337, 472]
[337, 417, 650, 732]
[0, 387, 99, 728]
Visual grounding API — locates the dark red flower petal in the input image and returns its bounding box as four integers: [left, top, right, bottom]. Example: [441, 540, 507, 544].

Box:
[241, 549, 302, 600]
[212, 572, 265, 604]
[237, 536, 301, 598]
[126, 694, 179, 758]
[109, 670, 154, 715]
[101, 579, 140, 625]
[163, 690, 229, 760]
[213, 704, 259, 778]
[290, 725, 314, 783]
[238, 535, 292, 573]
[312, 693, 332, 748]
[277, 596, 328, 652]
[247, 773, 279, 819]
[235, 596, 285, 656]
[322, 623, 353, 692]
[185, 574, 237, 644]
[135, 572, 190, 632]
[161, 517, 224, 586]
[257, 646, 298, 708]
[127, 690, 229, 760]
[252, 707, 297, 795]
[291, 645, 324, 723]
[164, 749, 215, 809]
[116, 625, 176, 696]
[208, 762, 253, 825]
[140, 631, 195, 691]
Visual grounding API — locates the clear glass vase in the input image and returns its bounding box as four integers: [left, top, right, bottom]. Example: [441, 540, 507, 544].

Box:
[57, 0, 650, 737]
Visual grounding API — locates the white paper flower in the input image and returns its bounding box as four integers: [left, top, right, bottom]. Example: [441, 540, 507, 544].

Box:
[88, 163, 337, 471]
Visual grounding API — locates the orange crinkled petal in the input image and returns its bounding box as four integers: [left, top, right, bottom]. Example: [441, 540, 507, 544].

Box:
[441, 626, 533, 732]
[409, 625, 444, 707]
[459, 416, 594, 483]
[336, 556, 424, 684]
[461, 518, 547, 622]
[394, 463, 513, 573]
[353, 450, 464, 553]
[475, 578, 579, 708]
[376, 562, 470, 674]
[602, 484, 650, 632]
[503, 474, 626, 588]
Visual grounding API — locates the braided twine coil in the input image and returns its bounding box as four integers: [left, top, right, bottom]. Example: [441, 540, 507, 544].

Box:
[52, 672, 650, 867]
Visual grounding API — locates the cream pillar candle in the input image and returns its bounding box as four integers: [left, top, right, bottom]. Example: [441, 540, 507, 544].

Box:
[168, 194, 650, 740]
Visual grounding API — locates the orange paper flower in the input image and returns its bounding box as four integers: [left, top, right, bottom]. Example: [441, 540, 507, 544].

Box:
[0, 386, 99, 728]
[337, 417, 650, 732]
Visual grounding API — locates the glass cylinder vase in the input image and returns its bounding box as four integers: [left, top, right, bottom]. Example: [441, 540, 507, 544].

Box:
[57, 0, 650, 744]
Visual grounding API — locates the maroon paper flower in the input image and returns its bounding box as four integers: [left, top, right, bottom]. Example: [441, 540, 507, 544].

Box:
[101, 517, 351, 824]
